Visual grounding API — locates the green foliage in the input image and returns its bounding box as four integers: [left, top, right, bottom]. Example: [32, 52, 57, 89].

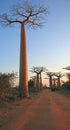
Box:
[0, 72, 17, 88]
[5, 87, 20, 102]
[28, 79, 39, 98]
[28, 79, 35, 92]
[56, 81, 70, 97]
[0, 72, 18, 102]
[28, 79, 34, 87]
[62, 81, 70, 91]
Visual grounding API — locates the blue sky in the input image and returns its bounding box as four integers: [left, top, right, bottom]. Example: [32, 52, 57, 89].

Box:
[0, 0, 70, 78]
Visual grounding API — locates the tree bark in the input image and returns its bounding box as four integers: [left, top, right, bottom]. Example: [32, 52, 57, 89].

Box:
[19, 22, 29, 97]
[36, 73, 40, 90]
[49, 76, 52, 89]
[40, 73, 42, 89]
[57, 77, 60, 87]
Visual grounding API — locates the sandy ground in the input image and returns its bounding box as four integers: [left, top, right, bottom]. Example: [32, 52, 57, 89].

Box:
[0, 89, 70, 130]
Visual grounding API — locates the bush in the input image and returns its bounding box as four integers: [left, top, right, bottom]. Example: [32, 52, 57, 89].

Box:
[62, 81, 70, 91]
[0, 72, 18, 102]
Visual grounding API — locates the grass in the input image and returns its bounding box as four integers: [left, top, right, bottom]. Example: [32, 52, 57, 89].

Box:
[29, 90, 39, 99]
[56, 89, 70, 97]
[0, 86, 40, 108]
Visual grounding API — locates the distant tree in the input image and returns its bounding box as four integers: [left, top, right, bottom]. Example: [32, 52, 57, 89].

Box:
[46, 72, 54, 89]
[28, 79, 34, 86]
[52, 78, 57, 88]
[62, 81, 70, 91]
[54, 72, 63, 87]
[63, 66, 70, 70]
[65, 73, 70, 82]
[0, 1, 48, 98]
[31, 66, 46, 89]
[30, 76, 37, 89]
[28, 79, 34, 92]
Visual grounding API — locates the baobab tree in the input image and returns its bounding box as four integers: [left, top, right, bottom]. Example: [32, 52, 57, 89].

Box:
[31, 66, 45, 89]
[31, 67, 40, 90]
[52, 77, 57, 88]
[46, 72, 54, 89]
[54, 72, 63, 87]
[0, 1, 47, 97]
[30, 76, 37, 89]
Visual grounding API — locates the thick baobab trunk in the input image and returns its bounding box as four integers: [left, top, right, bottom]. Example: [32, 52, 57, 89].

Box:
[40, 73, 42, 89]
[19, 22, 29, 97]
[34, 78, 36, 89]
[68, 75, 70, 82]
[52, 79, 56, 88]
[49, 76, 52, 89]
[57, 77, 61, 87]
[36, 73, 40, 90]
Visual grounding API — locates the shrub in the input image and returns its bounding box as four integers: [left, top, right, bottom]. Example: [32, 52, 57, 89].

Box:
[62, 81, 70, 91]
[0, 72, 17, 102]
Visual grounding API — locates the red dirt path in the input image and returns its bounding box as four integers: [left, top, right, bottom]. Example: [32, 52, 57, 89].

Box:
[0, 89, 70, 130]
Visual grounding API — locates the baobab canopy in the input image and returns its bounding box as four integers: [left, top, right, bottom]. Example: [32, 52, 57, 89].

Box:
[0, 1, 48, 28]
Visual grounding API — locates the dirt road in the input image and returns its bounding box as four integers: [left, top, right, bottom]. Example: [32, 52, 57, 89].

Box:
[0, 89, 70, 130]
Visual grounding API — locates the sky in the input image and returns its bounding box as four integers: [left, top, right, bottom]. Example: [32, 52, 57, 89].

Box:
[0, 0, 70, 84]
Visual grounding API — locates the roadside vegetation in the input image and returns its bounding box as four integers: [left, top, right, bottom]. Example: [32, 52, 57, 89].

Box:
[55, 81, 70, 97]
[0, 72, 19, 103]
[0, 73, 40, 106]
[28, 79, 40, 98]
[0, 71, 70, 106]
